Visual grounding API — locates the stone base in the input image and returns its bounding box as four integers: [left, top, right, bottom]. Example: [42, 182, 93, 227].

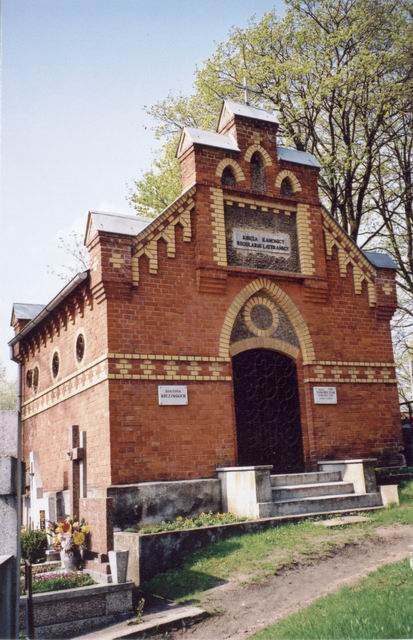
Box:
[19, 582, 133, 638]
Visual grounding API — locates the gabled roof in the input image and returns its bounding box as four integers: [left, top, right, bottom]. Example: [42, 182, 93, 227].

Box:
[176, 127, 239, 158]
[363, 251, 397, 270]
[12, 303, 46, 322]
[218, 100, 279, 129]
[9, 272, 89, 346]
[85, 210, 150, 244]
[277, 147, 321, 169]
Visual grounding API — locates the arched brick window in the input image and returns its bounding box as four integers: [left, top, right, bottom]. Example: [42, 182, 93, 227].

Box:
[251, 152, 265, 192]
[52, 352, 60, 378]
[76, 334, 85, 362]
[33, 366, 39, 392]
[280, 176, 294, 196]
[221, 166, 236, 187]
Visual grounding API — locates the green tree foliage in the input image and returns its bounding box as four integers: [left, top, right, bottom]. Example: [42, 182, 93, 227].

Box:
[0, 362, 16, 411]
[129, 0, 412, 239]
[129, 0, 413, 396]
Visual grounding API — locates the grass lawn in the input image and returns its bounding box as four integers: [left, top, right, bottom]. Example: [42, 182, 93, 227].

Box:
[252, 559, 413, 639]
[141, 481, 413, 604]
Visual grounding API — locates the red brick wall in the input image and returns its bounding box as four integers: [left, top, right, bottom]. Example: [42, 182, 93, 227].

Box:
[18, 284, 111, 492]
[15, 108, 402, 501]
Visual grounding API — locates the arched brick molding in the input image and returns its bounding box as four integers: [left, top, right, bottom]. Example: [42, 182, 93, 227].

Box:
[275, 170, 302, 193]
[215, 158, 246, 182]
[219, 278, 315, 363]
[230, 337, 300, 360]
[244, 144, 272, 167]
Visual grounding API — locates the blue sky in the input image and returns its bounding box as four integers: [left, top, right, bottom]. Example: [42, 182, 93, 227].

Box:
[1, 0, 284, 377]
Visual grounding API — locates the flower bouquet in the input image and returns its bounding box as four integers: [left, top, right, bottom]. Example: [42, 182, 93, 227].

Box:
[48, 517, 90, 571]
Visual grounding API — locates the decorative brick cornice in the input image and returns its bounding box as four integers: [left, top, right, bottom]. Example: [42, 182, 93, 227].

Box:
[22, 355, 108, 420]
[322, 210, 376, 306]
[108, 352, 231, 382]
[303, 361, 397, 384]
[131, 188, 195, 285]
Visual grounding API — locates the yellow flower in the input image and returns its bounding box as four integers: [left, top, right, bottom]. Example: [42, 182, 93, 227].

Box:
[81, 525, 90, 534]
[73, 531, 85, 546]
[55, 526, 63, 534]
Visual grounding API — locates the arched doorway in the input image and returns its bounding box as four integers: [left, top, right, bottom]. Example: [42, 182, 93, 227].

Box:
[232, 348, 304, 473]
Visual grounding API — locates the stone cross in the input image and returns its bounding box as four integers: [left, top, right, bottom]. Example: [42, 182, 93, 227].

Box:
[66, 425, 87, 517]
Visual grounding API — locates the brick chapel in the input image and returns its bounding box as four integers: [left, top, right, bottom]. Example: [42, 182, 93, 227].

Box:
[10, 100, 403, 553]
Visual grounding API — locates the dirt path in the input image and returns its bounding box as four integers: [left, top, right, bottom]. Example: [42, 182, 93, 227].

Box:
[158, 524, 413, 640]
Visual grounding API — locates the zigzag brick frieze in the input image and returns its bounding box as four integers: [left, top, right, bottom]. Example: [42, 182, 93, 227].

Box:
[322, 210, 377, 306]
[131, 187, 195, 285]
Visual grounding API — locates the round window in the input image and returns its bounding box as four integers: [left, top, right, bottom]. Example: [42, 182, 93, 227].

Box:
[76, 334, 85, 362]
[33, 366, 39, 391]
[26, 370, 33, 388]
[52, 352, 60, 378]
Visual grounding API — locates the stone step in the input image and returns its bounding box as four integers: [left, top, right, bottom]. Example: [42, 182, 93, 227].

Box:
[259, 492, 382, 518]
[271, 471, 342, 487]
[272, 481, 354, 501]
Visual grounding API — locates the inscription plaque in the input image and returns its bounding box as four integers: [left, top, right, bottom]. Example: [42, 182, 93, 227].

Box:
[158, 385, 188, 406]
[313, 386, 337, 405]
[233, 229, 291, 256]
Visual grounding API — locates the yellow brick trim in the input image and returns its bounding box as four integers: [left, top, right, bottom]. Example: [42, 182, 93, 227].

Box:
[132, 202, 193, 284]
[244, 144, 272, 166]
[210, 187, 227, 266]
[107, 373, 232, 382]
[230, 337, 300, 360]
[219, 278, 315, 363]
[296, 203, 315, 276]
[322, 209, 377, 307]
[275, 170, 302, 193]
[304, 378, 397, 384]
[22, 357, 109, 420]
[243, 296, 279, 337]
[108, 353, 230, 362]
[224, 195, 296, 213]
[215, 158, 246, 183]
[303, 360, 397, 385]
[307, 361, 395, 367]
[109, 251, 125, 269]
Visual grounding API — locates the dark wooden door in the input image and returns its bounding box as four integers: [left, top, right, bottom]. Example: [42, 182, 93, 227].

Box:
[232, 349, 304, 473]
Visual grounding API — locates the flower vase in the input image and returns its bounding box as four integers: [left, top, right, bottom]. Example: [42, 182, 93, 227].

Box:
[61, 548, 81, 571]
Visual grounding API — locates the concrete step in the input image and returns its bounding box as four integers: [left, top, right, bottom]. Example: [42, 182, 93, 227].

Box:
[272, 481, 354, 501]
[259, 492, 382, 518]
[271, 471, 342, 487]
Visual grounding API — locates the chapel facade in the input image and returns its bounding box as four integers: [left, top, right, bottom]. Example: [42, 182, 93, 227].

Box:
[10, 100, 402, 554]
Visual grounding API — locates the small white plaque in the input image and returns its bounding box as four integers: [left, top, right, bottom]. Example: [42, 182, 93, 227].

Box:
[158, 385, 188, 406]
[313, 386, 337, 405]
[233, 228, 291, 256]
